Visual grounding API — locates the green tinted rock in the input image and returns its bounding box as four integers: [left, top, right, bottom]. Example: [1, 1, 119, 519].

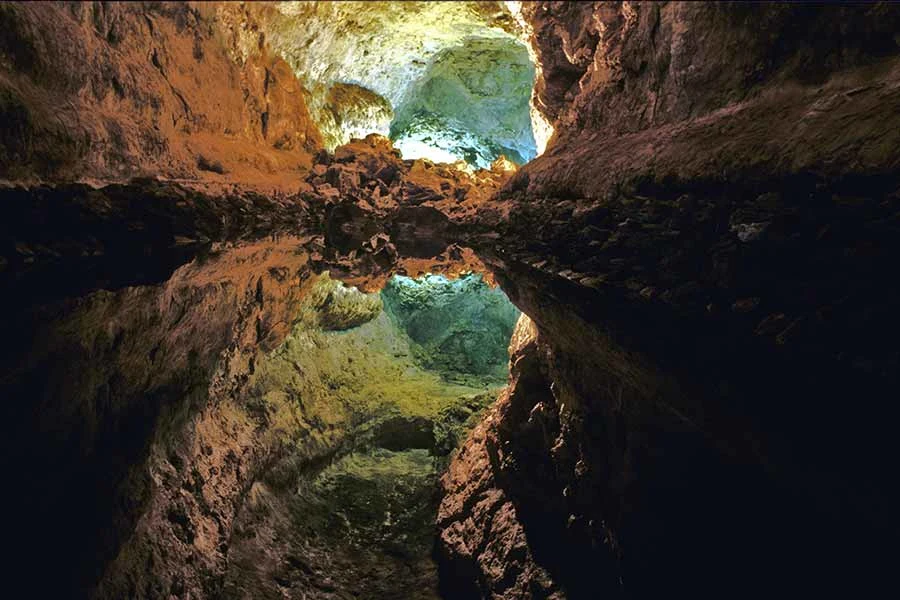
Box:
[390, 38, 536, 167]
[381, 273, 520, 385]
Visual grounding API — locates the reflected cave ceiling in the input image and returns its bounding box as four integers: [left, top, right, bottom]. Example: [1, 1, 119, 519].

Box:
[235, 1, 547, 167]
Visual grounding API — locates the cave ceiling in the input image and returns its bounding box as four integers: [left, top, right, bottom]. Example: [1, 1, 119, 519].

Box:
[235, 1, 544, 166]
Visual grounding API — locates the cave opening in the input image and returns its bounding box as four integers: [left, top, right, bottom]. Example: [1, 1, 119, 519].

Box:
[223, 270, 521, 598]
[388, 36, 539, 167]
[254, 0, 546, 168]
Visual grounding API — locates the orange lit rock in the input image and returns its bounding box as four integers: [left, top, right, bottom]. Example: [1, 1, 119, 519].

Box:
[0, 2, 322, 188]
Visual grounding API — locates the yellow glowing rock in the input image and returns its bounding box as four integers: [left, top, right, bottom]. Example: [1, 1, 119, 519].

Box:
[490, 155, 518, 173]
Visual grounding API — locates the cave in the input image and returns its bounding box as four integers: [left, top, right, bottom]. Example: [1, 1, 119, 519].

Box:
[1, 2, 899, 599]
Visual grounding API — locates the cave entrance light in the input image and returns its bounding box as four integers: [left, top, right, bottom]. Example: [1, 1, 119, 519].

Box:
[262, 1, 547, 168]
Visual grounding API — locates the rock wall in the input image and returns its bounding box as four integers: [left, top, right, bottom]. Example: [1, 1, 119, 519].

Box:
[518, 1, 900, 193]
[3, 2, 899, 599]
[0, 176, 343, 597]
[0, 1, 321, 186]
[221, 277, 498, 599]
[242, 1, 523, 152]
[1, 234, 315, 598]
[0, 132, 506, 598]
[438, 2, 900, 598]
[92, 268, 492, 600]
[437, 315, 565, 599]
[389, 36, 537, 166]
[382, 273, 520, 385]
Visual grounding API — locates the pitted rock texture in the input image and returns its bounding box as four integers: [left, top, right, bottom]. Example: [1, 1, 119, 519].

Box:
[0, 2, 321, 186]
[437, 315, 564, 599]
[434, 2, 900, 598]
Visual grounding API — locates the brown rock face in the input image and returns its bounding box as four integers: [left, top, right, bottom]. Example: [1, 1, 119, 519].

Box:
[0, 2, 322, 186]
[436, 2, 900, 598]
[517, 1, 900, 196]
[437, 315, 564, 599]
[524, 1, 900, 138]
[2, 2, 900, 599]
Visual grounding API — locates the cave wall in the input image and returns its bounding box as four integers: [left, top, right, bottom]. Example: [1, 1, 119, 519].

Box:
[438, 2, 900, 598]
[0, 130, 507, 598]
[517, 1, 900, 194]
[243, 1, 523, 151]
[1, 235, 315, 598]
[2, 2, 899, 599]
[221, 275, 498, 599]
[382, 274, 520, 384]
[93, 268, 485, 600]
[389, 36, 537, 166]
[0, 1, 322, 185]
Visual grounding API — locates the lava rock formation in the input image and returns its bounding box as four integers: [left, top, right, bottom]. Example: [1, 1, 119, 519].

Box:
[1, 2, 898, 599]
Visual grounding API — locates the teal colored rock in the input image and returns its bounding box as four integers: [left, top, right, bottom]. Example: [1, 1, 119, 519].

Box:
[390, 37, 537, 167]
[381, 273, 520, 384]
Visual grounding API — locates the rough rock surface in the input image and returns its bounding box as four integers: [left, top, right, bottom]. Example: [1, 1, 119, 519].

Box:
[0, 132, 506, 599]
[245, 1, 525, 152]
[437, 2, 900, 598]
[0, 2, 321, 186]
[2, 235, 316, 598]
[437, 315, 563, 599]
[382, 273, 520, 384]
[3, 2, 900, 600]
[389, 35, 537, 166]
[301, 134, 515, 289]
[220, 286, 501, 600]
[91, 269, 497, 600]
